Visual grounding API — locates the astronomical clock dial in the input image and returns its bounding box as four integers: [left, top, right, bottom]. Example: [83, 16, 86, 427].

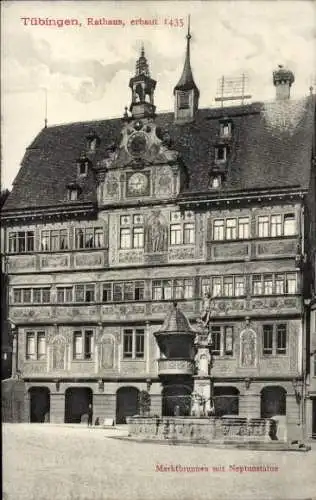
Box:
[127, 172, 149, 196]
[127, 132, 148, 157]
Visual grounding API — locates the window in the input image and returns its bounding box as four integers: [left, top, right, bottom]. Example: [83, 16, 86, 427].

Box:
[123, 328, 145, 359]
[215, 146, 227, 162]
[73, 330, 94, 360]
[40, 229, 69, 251]
[26, 332, 36, 360]
[212, 277, 222, 297]
[78, 160, 89, 177]
[253, 275, 263, 295]
[262, 324, 287, 355]
[57, 287, 73, 303]
[170, 211, 195, 245]
[75, 227, 104, 249]
[238, 218, 249, 239]
[275, 274, 285, 295]
[223, 277, 234, 297]
[102, 281, 144, 302]
[284, 214, 296, 235]
[202, 275, 244, 298]
[120, 215, 144, 249]
[276, 324, 287, 354]
[178, 91, 190, 109]
[263, 325, 273, 355]
[257, 213, 296, 237]
[224, 326, 234, 355]
[152, 278, 194, 300]
[26, 331, 46, 360]
[68, 188, 79, 201]
[286, 274, 297, 294]
[258, 216, 269, 237]
[211, 325, 234, 356]
[263, 274, 273, 295]
[210, 176, 221, 189]
[226, 219, 237, 240]
[213, 220, 224, 241]
[13, 288, 51, 304]
[8, 231, 34, 253]
[211, 327, 221, 355]
[75, 284, 95, 303]
[251, 273, 297, 296]
[271, 215, 282, 237]
[212, 217, 249, 241]
[234, 276, 245, 297]
[220, 122, 232, 138]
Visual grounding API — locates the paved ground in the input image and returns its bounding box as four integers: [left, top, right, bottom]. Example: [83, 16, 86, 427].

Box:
[3, 423, 316, 500]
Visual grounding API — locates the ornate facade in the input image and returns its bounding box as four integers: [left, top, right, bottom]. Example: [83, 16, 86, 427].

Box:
[1, 29, 315, 438]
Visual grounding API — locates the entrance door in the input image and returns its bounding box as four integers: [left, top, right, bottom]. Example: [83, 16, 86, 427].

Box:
[213, 386, 239, 417]
[116, 387, 139, 424]
[260, 386, 286, 418]
[29, 387, 50, 423]
[64, 388, 92, 423]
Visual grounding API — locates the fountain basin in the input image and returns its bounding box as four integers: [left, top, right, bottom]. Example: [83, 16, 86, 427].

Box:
[126, 416, 276, 443]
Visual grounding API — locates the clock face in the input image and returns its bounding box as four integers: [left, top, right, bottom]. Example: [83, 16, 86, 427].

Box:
[127, 132, 147, 157]
[127, 172, 149, 195]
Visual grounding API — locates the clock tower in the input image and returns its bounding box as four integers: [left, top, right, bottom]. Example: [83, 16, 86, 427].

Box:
[129, 45, 156, 119]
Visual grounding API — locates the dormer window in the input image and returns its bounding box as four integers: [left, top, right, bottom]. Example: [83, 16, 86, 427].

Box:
[215, 146, 228, 162]
[77, 160, 89, 177]
[89, 138, 97, 151]
[67, 183, 81, 201]
[86, 132, 100, 152]
[178, 91, 190, 110]
[209, 175, 222, 189]
[220, 122, 232, 138]
[69, 189, 78, 201]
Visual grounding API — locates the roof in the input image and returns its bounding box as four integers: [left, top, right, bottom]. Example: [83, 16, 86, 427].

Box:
[154, 302, 195, 336]
[174, 34, 199, 95]
[2, 95, 315, 212]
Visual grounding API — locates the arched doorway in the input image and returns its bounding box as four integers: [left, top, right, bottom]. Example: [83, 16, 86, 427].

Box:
[65, 387, 93, 423]
[162, 384, 192, 417]
[116, 387, 139, 424]
[213, 386, 239, 417]
[260, 386, 286, 418]
[29, 387, 50, 423]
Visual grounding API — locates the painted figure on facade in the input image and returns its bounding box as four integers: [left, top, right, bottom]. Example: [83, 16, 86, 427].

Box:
[100, 337, 114, 369]
[145, 211, 168, 253]
[52, 336, 66, 370]
[240, 329, 257, 367]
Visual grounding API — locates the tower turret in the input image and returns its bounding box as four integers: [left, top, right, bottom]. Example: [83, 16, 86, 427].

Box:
[129, 45, 156, 118]
[174, 17, 200, 123]
[273, 65, 295, 101]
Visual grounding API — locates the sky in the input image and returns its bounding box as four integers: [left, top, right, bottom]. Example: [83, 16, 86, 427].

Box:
[1, 0, 316, 189]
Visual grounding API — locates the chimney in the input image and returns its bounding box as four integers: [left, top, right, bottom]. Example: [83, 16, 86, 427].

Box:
[273, 65, 295, 101]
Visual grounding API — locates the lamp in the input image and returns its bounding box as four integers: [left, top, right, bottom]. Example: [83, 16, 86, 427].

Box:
[292, 378, 302, 404]
[54, 379, 60, 392]
[146, 378, 152, 392]
[244, 377, 252, 390]
[98, 379, 104, 392]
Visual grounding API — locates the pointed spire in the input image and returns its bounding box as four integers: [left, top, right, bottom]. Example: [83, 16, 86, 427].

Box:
[135, 43, 150, 77]
[174, 15, 199, 95]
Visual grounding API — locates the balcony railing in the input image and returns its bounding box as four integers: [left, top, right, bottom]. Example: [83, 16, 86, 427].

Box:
[157, 358, 195, 376]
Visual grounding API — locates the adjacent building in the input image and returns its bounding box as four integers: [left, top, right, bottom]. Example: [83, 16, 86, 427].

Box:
[1, 30, 315, 438]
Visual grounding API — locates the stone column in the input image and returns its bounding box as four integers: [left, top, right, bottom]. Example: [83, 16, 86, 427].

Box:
[146, 321, 150, 373]
[50, 393, 65, 423]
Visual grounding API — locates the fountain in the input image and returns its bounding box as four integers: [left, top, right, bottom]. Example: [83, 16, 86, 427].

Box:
[125, 300, 309, 450]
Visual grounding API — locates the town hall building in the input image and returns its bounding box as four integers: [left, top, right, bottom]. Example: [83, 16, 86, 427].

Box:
[1, 28, 316, 438]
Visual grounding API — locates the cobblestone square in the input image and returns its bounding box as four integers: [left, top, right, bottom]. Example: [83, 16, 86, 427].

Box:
[3, 424, 316, 500]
